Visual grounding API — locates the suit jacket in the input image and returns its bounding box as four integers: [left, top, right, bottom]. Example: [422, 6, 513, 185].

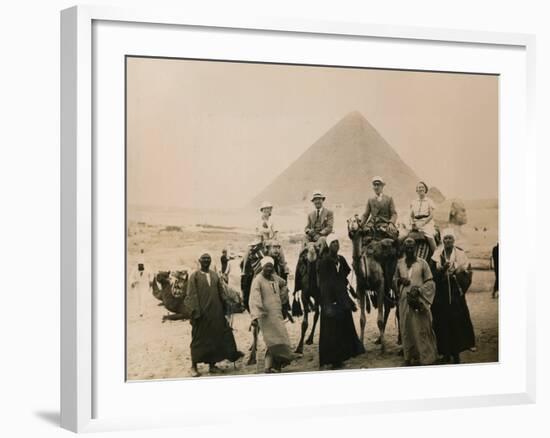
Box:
[361, 194, 398, 224]
[305, 208, 334, 236]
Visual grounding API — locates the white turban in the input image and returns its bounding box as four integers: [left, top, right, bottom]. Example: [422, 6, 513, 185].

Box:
[441, 228, 456, 239]
[260, 256, 275, 267]
[327, 234, 340, 246]
[249, 238, 261, 247]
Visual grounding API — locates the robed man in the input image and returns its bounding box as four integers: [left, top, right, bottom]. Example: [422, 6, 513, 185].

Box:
[184, 251, 244, 377]
[394, 238, 438, 366]
[249, 256, 296, 373]
[431, 229, 475, 364]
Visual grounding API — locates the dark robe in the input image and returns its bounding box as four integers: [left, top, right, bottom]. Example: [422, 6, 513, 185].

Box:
[318, 254, 365, 366]
[220, 255, 229, 274]
[184, 270, 240, 364]
[431, 263, 476, 356]
[492, 244, 499, 292]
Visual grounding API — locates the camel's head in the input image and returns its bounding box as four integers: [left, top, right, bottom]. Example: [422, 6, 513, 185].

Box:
[347, 214, 362, 235]
[449, 200, 468, 226]
[155, 270, 171, 285]
[171, 269, 189, 297]
[305, 242, 318, 263]
[380, 238, 397, 257]
[267, 240, 281, 258]
[366, 238, 396, 260]
[171, 269, 188, 283]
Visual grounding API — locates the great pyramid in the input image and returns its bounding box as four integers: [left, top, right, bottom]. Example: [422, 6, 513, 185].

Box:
[250, 111, 444, 211]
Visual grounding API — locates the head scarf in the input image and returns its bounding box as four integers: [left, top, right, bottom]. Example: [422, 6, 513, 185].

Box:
[260, 256, 275, 267]
[327, 234, 340, 246]
[441, 228, 456, 239]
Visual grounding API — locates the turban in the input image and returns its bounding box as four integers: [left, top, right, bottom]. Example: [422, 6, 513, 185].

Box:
[327, 234, 340, 246]
[441, 228, 456, 238]
[260, 256, 275, 267]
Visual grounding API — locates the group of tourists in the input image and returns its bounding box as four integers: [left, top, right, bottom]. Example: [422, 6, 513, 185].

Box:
[135, 175, 489, 376]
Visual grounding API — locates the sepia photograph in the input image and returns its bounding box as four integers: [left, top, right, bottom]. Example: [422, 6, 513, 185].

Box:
[125, 56, 499, 380]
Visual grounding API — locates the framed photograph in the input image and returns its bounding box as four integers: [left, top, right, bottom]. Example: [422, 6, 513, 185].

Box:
[61, 5, 536, 433]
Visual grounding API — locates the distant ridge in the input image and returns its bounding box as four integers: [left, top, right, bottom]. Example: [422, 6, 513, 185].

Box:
[250, 111, 444, 210]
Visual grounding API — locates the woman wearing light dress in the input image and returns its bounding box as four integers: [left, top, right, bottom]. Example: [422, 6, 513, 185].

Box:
[409, 182, 437, 253]
[242, 201, 287, 275]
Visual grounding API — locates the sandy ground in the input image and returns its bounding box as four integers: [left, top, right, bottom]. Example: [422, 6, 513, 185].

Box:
[126, 209, 499, 380]
[127, 273, 498, 380]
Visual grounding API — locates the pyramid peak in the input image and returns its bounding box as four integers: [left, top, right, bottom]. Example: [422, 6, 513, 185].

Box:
[249, 111, 425, 209]
[343, 110, 367, 121]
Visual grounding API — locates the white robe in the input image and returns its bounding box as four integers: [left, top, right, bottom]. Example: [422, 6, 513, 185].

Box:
[249, 274, 291, 350]
[130, 260, 150, 316]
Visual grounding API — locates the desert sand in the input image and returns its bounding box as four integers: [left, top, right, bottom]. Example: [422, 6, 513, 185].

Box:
[126, 202, 498, 380]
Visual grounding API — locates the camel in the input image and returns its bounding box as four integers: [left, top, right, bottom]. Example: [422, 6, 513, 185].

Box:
[348, 216, 399, 352]
[151, 270, 192, 322]
[152, 269, 244, 323]
[219, 274, 245, 316]
[151, 271, 165, 302]
[293, 242, 322, 354]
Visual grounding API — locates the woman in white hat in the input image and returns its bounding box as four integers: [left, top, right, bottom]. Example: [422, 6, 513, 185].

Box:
[256, 201, 277, 243]
[242, 201, 287, 276]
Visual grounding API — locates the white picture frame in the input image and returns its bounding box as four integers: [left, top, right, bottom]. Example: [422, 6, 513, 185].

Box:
[60, 4, 536, 433]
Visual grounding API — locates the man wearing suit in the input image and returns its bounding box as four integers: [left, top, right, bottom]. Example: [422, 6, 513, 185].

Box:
[352, 176, 399, 259]
[361, 176, 398, 226]
[305, 191, 334, 247]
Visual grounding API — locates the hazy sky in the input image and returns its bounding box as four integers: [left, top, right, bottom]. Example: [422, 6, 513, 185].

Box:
[127, 57, 498, 209]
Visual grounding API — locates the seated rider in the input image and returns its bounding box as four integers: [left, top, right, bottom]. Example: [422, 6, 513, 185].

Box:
[406, 181, 437, 253]
[304, 191, 334, 249]
[360, 176, 398, 238]
[242, 201, 287, 275]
